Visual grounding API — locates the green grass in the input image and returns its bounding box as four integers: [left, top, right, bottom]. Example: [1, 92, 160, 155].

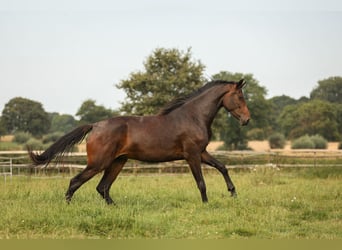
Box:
[0, 167, 341, 239]
[0, 141, 21, 151]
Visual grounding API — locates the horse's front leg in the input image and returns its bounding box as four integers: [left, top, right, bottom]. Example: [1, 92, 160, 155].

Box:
[201, 150, 237, 197]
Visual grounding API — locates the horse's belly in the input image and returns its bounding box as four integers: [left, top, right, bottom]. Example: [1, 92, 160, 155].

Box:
[125, 142, 184, 162]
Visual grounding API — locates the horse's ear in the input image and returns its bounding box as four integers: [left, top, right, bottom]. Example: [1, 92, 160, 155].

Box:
[237, 79, 246, 89]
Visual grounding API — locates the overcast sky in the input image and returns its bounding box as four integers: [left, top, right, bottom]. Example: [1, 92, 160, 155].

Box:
[1, 0, 342, 115]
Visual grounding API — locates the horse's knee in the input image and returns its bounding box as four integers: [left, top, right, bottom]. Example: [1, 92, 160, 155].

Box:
[198, 180, 206, 192]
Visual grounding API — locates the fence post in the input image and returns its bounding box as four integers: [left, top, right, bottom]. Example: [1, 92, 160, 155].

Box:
[133, 160, 137, 175]
[10, 157, 13, 180]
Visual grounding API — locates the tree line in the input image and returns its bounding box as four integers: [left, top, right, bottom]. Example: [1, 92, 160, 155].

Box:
[1, 48, 341, 149]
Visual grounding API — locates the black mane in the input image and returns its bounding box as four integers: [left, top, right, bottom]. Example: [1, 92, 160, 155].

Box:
[158, 80, 235, 115]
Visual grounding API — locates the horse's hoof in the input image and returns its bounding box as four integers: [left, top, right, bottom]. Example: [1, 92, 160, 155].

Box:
[230, 191, 237, 198]
[105, 198, 116, 205]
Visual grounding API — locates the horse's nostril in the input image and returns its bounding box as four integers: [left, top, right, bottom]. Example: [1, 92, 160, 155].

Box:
[242, 118, 250, 126]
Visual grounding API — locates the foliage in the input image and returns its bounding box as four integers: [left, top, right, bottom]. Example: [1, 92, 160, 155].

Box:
[49, 113, 77, 133]
[42, 132, 64, 144]
[76, 99, 117, 125]
[279, 100, 339, 140]
[336, 104, 342, 138]
[291, 135, 315, 149]
[219, 116, 249, 150]
[310, 76, 342, 103]
[268, 133, 286, 149]
[247, 128, 265, 140]
[269, 95, 297, 112]
[13, 131, 32, 144]
[310, 135, 328, 149]
[0, 117, 6, 137]
[25, 138, 45, 150]
[0, 168, 341, 239]
[1, 97, 50, 136]
[268, 95, 298, 132]
[291, 135, 327, 149]
[116, 48, 205, 115]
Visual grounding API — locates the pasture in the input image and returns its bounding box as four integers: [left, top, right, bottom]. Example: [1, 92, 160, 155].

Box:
[0, 166, 341, 239]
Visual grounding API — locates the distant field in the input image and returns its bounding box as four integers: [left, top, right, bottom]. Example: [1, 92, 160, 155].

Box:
[0, 167, 341, 239]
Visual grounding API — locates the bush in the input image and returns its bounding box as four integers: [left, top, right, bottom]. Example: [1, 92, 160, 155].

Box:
[247, 128, 265, 140]
[42, 132, 63, 144]
[268, 133, 286, 149]
[292, 135, 315, 149]
[310, 135, 327, 149]
[25, 138, 45, 150]
[291, 135, 328, 149]
[13, 131, 32, 144]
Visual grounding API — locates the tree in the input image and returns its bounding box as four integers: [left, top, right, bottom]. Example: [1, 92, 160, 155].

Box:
[1, 97, 50, 136]
[211, 71, 272, 149]
[0, 117, 7, 137]
[278, 100, 339, 141]
[116, 48, 205, 115]
[76, 99, 116, 124]
[336, 104, 342, 138]
[268, 95, 297, 132]
[49, 113, 77, 133]
[269, 95, 297, 116]
[310, 76, 342, 103]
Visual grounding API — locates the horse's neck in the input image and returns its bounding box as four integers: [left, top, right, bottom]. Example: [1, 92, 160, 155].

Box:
[182, 87, 226, 126]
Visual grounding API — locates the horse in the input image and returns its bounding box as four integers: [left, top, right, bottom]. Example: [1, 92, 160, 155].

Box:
[28, 79, 250, 204]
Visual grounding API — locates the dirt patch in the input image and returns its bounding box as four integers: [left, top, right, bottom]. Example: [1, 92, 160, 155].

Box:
[77, 141, 87, 152]
[207, 141, 224, 151]
[208, 140, 340, 152]
[0, 135, 14, 142]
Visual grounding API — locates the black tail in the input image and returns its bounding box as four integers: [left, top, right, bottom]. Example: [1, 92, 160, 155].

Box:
[28, 124, 93, 166]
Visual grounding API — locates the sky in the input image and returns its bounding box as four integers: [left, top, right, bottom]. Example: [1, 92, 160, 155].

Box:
[1, 0, 342, 116]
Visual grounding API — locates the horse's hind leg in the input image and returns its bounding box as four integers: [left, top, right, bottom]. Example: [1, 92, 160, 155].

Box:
[185, 151, 208, 203]
[65, 165, 100, 203]
[96, 156, 127, 205]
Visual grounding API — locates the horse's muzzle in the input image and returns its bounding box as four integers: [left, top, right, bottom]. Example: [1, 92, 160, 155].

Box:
[240, 118, 250, 126]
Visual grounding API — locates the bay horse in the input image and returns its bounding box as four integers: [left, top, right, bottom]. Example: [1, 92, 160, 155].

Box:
[28, 79, 250, 204]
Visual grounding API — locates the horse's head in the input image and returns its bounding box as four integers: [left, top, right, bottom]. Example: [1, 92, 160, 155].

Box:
[222, 79, 250, 126]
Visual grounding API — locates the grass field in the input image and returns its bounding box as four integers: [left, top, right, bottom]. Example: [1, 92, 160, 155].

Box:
[0, 167, 341, 239]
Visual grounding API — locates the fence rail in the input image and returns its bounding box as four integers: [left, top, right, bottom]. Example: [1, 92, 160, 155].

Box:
[1, 150, 342, 179]
[0, 156, 15, 182]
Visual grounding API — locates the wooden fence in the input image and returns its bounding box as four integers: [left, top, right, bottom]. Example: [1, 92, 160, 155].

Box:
[1, 150, 342, 180]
